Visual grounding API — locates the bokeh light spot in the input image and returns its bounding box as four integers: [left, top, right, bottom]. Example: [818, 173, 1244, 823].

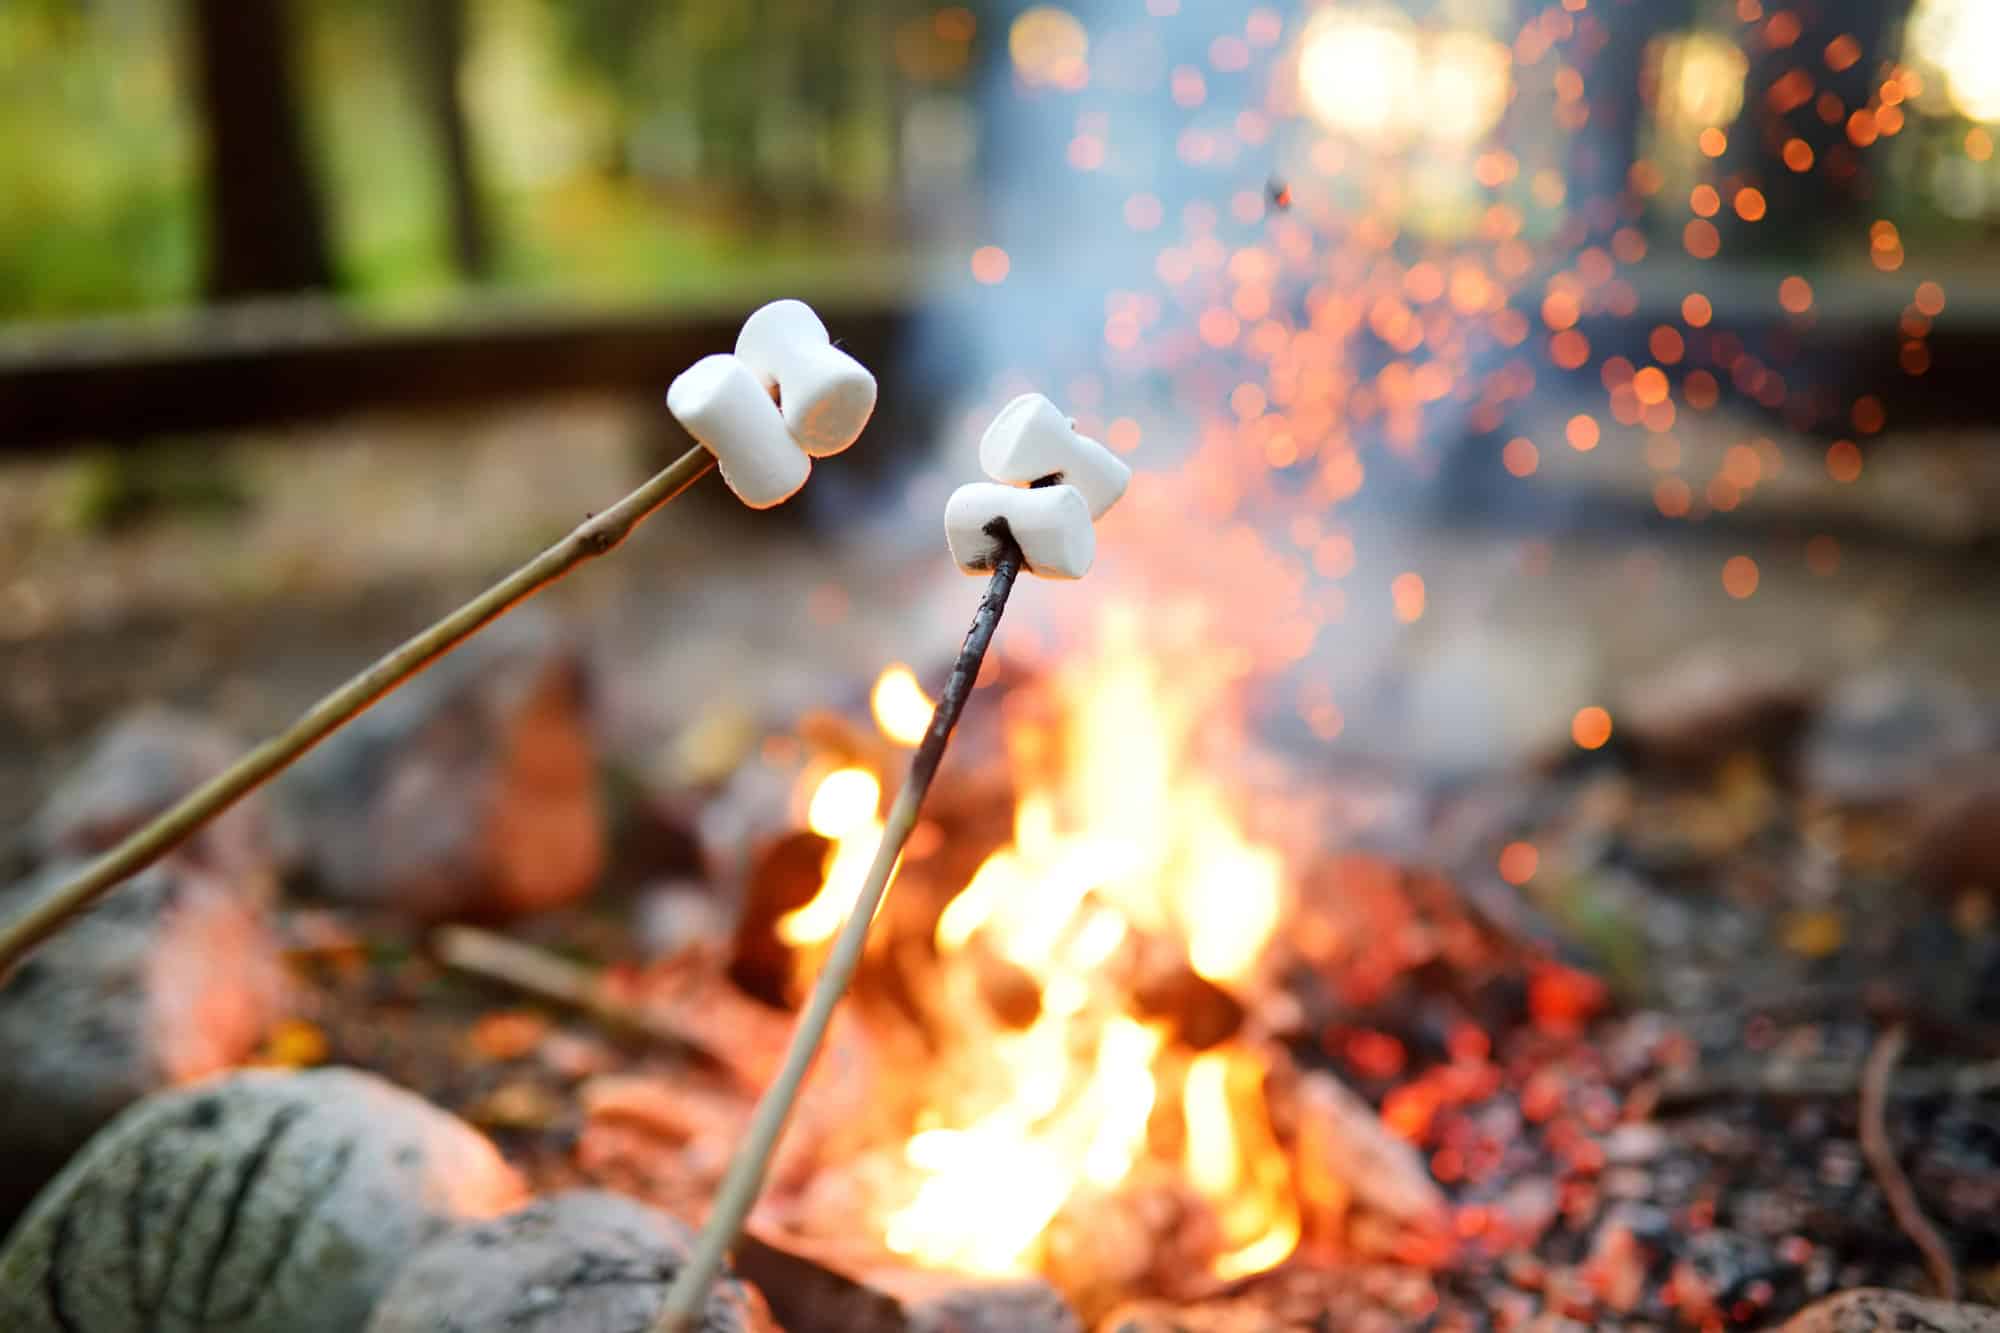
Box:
[1391, 572, 1426, 623]
[971, 246, 1011, 284]
[1571, 707, 1613, 750]
[1722, 555, 1760, 599]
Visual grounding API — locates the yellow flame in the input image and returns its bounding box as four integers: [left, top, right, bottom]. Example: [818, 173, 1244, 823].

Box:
[1183, 1049, 1303, 1280]
[871, 608, 1298, 1282]
[782, 767, 887, 946]
[871, 665, 934, 747]
[808, 766, 880, 839]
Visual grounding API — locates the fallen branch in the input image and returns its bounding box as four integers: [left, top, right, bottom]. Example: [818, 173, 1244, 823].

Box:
[0, 445, 715, 981]
[1860, 1025, 1959, 1302]
[431, 924, 724, 1071]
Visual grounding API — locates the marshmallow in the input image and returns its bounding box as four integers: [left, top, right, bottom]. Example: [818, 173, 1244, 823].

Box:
[945, 482, 1095, 580]
[666, 354, 812, 509]
[735, 299, 878, 457]
[978, 392, 1131, 519]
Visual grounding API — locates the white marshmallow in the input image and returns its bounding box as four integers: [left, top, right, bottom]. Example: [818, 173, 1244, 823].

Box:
[734, 299, 878, 457]
[665, 354, 811, 510]
[945, 482, 1095, 580]
[977, 393, 1131, 519]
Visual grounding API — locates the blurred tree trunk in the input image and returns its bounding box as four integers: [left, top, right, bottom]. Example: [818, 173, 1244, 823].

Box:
[413, 0, 491, 280]
[188, 0, 335, 299]
[1721, 0, 1914, 251]
[1569, 0, 1695, 236]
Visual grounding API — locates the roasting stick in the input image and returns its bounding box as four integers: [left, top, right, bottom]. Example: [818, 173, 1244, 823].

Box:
[655, 393, 1128, 1332]
[654, 534, 1025, 1333]
[0, 445, 714, 981]
[0, 298, 875, 983]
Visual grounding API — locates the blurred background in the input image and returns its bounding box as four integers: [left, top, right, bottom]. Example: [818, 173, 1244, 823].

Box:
[3, 0, 1998, 802]
[6, 4, 2000, 1310]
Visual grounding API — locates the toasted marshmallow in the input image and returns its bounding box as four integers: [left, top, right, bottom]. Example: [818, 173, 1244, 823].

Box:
[735, 300, 877, 458]
[945, 482, 1095, 580]
[977, 392, 1130, 519]
[665, 354, 811, 509]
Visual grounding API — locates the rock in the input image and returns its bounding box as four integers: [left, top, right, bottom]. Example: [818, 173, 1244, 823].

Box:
[0, 1066, 524, 1333]
[28, 707, 272, 879]
[897, 1274, 1083, 1333]
[0, 856, 283, 1229]
[1802, 668, 1993, 805]
[1778, 1289, 2000, 1332]
[278, 608, 605, 920]
[728, 1229, 1078, 1333]
[364, 1189, 772, 1333]
[1616, 646, 1817, 772]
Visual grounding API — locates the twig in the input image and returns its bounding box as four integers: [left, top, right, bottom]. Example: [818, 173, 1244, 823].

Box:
[651, 536, 1025, 1333]
[1860, 1024, 1959, 1301]
[0, 445, 716, 982]
[432, 924, 723, 1070]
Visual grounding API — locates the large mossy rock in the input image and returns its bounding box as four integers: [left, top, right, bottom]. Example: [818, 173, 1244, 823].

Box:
[0, 1067, 524, 1332]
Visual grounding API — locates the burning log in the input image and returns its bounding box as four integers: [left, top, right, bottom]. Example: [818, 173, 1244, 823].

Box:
[1288, 1070, 1450, 1257]
[730, 829, 834, 1006]
[1130, 957, 1246, 1051]
[730, 1230, 1082, 1333]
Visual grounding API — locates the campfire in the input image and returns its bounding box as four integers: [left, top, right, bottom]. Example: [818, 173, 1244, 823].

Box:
[753, 605, 1317, 1298]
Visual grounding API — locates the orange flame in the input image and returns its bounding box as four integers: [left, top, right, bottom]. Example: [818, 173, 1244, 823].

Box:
[871, 665, 935, 747]
[779, 767, 886, 946]
[839, 613, 1299, 1281]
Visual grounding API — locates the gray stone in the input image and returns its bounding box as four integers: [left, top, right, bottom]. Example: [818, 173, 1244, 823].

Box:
[277, 608, 606, 920]
[0, 1067, 525, 1333]
[1802, 667, 1993, 805]
[365, 1189, 771, 1333]
[28, 707, 273, 881]
[0, 856, 283, 1228]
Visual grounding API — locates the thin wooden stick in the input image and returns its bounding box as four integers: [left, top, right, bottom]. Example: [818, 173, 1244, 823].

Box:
[432, 924, 724, 1069]
[0, 445, 716, 981]
[1860, 1024, 1959, 1300]
[653, 536, 1025, 1333]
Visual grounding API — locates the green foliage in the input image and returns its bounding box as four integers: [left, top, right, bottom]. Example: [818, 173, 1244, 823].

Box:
[0, 2, 199, 316]
[0, 0, 932, 324]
